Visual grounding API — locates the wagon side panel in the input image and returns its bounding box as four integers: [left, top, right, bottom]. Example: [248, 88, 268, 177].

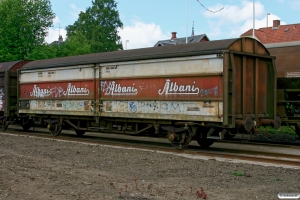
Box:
[99, 56, 224, 123]
[19, 66, 96, 116]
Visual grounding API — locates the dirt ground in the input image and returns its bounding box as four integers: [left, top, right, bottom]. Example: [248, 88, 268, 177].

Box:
[0, 133, 300, 200]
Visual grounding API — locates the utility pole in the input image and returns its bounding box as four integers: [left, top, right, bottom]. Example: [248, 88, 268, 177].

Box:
[253, 0, 255, 38]
[186, 0, 188, 44]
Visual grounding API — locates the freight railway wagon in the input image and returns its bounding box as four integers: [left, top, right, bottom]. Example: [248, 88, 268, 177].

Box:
[266, 42, 300, 138]
[0, 61, 31, 130]
[13, 37, 280, 149]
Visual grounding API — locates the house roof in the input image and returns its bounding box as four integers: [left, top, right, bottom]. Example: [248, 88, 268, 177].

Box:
[264, 41, 300, 48]
[49, 35, 65, 46]
[154, 34, 209, 47]
[241, 20, 300, 44]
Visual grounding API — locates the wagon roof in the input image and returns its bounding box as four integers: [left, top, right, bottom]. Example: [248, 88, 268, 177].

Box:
[0, 61, 23, 71]
[22, 38, 269, 70]
[267, 43, 300, 78]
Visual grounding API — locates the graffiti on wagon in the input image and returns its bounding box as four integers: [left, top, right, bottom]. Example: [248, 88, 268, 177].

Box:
[100, 77, 221, 99]
[101, 81, 138, 96]
[30, 83, 90, 98]
[158, 79, 218, 96]
[0, 88, 4, 110]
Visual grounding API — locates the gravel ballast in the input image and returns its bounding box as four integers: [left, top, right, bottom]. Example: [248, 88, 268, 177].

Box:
[0, 133, 300, 200]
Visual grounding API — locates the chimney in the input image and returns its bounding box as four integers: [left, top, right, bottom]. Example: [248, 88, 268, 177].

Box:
[273, 20, 280, 28]
[58, 35, 63, 43]
[171, 32, 177, 40]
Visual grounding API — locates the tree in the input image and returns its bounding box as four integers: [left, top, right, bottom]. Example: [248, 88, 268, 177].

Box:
[58, 31, 92, 57]
[26, 44, 58, 60]
[26, 32, 93, 60]
[0, 0, 55, 62]
[66, 0, 123, 53]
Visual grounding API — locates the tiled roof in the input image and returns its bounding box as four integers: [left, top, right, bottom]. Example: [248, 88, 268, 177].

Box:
[154, 34, 209, 47]
[241, 23, 300, 44]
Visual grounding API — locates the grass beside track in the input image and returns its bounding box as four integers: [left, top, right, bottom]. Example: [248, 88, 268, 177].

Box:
[258, 125, 296, 135]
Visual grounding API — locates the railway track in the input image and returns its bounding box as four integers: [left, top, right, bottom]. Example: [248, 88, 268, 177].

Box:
[2, 127, 300, 169]
[216, 138, 300, 149]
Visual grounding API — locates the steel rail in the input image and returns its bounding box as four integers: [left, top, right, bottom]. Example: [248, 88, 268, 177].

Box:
[1, 128, 300, 168]
[216, 138, 300, 148]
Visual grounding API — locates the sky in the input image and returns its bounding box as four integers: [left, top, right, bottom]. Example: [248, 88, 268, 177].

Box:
[46, 0, 300, 50]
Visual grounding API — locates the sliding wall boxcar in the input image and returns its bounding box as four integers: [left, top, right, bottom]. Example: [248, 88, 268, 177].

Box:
[98, 37, 277, 129]
[267, 42, 300, 137]
[0, 61, 31, 119]
[17, 37, 278, 136]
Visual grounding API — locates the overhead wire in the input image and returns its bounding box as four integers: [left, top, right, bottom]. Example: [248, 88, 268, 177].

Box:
[196, 0, 224, 13]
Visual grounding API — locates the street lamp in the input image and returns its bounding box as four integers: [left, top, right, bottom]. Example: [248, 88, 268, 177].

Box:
[125, 40, 129, 50]
[267, 13, 271, 27]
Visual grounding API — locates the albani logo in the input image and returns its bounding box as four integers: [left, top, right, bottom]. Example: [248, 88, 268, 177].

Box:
[158, 79, 218, 96]
[101, 81, 138, 96]
[100, 79, 219, 97]
[30, 83, 90, 98]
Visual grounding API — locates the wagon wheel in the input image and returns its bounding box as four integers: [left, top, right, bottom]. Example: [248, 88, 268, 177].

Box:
[167, 129, 192, 150]
[48, 123, 62, 136]
[75, 130, 86, 136]
[196, 127, 215, 148]
[22, 119, 33, 131]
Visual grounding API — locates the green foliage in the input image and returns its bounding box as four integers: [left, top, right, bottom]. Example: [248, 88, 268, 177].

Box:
[231, 171, 244, 176]
[58, 31, 92, 57]
[289, 79, 300, 89]
[258, 125, 296, 135]
[286, 102, 293, 109]
[66, 0, 123, 54]
[0, 0, 123, 61]
[26, 32, 93, 60]
[0, 0, 55, 62]
[26, 44, 58, 60]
